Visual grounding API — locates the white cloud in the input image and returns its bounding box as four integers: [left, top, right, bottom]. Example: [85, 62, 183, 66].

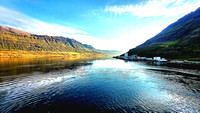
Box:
[71, 34, 130, 52]
[105, 0, 200, 18]
[0, 6, 87, 36]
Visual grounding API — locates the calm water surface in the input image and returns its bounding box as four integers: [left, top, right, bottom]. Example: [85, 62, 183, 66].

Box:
[0, 58, 200, 112]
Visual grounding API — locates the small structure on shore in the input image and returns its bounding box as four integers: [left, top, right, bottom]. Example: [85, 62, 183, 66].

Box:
[153, 57, 167, 62]
[153, 57, 161, 61]
[132, 55, 137, 59]
[114, 54, 167, 62]
[141, 57, 147, 60]
[160, 58, 167, 62]
[146, 58, 153, 61]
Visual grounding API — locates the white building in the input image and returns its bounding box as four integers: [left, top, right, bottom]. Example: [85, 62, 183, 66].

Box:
[146, 58, 153, 61]
[160, 58, 167, 62]
[141, 57, 147, 60]
[153, 57, 161, 61]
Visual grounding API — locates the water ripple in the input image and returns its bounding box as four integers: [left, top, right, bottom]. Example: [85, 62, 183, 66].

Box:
[0, 58, 200, 112]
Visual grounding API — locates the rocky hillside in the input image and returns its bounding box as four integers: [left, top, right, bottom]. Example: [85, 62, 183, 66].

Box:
[128, 7, 200, 60]
[0, 26, 100, 53]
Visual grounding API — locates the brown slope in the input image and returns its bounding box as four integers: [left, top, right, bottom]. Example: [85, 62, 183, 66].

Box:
[0, 26, 101, 54]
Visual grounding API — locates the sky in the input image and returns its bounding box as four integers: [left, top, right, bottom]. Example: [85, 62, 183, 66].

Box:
[0, 0, 200, 52]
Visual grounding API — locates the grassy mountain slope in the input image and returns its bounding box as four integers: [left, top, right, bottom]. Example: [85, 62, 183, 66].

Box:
[128, 7, 200, 60]
[0, 26, 105, 58]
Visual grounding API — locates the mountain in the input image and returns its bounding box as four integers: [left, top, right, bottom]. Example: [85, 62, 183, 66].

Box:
[128, 7, 200, 60]
[98, 50, 123, 56]
[0, 26, 105, 58]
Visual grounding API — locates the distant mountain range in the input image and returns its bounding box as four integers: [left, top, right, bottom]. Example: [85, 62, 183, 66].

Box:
[128, 7, 200, 60]
[98, 50, 123, 56]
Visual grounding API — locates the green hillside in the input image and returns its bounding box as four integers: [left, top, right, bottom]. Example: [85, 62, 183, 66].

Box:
[128, 7, 200, 60]
[0, 26, 106, 58]
[0, 26, 101, 53]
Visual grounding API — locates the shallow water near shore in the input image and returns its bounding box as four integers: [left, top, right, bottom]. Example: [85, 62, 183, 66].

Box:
[0, 58, 200, 112]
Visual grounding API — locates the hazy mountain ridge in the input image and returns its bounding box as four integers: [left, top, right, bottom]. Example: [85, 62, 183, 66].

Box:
[128, 7, 200, 60]
[0, 26, 101, 54]
[98, 50, 123, 56]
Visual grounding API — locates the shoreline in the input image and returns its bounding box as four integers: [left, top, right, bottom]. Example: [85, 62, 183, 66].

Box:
[0, 50, 107, 58]
[113, 56, 200, 65]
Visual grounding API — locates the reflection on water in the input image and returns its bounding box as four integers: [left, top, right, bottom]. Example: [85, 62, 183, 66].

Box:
[0, 58, 93, 77]
[0, 58, 200, 112]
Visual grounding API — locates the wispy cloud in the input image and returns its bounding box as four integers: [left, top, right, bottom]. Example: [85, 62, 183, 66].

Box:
[105, 0, 200, 18]
[0, 6, 87, 36]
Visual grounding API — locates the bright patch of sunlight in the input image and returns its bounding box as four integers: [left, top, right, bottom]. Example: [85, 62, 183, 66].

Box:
[93, 60, 137, 69]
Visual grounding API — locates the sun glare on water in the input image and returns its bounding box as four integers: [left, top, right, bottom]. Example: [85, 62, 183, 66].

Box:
[92, 59, 138, 69]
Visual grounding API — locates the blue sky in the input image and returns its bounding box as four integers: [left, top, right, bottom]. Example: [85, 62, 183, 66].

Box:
[0, 0, 200, 51]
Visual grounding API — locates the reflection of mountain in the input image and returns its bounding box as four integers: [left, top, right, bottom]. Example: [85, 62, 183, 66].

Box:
[0, 58, 93, 77]
[127, 7, 200, 60]
[0, 26, 102, 54]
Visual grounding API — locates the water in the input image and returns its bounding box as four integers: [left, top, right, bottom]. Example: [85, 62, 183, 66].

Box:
[0, 58, 200, 112]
